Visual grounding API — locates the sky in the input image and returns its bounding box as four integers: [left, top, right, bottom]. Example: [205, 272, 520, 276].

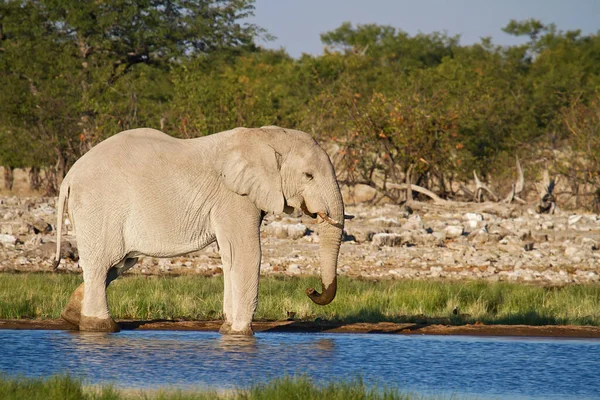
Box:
[249, 0, 600, 58]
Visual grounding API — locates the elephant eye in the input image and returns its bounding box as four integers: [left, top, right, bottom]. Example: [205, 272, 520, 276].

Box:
[304, 172, 314, 180]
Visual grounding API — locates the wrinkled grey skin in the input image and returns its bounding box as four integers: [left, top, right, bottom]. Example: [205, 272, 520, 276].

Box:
[54, 126, 344, 334]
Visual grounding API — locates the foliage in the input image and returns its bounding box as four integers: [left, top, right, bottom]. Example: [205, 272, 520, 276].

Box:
[1, 273, 599, 326]
[0, 0, 262, 192]
[1, 12, 600, 205]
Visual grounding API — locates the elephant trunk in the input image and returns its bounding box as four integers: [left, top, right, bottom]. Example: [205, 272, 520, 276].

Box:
[305, 187, 344, 306]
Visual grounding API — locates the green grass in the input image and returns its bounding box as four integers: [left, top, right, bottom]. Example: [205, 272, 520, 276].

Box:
[0, 273, 599, 326]
[0, 374, 435, 400]
[0, 374, 120, 400]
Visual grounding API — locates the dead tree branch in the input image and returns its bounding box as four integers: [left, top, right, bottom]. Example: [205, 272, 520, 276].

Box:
[386, 182, 448, 205]
[503, 156, 526, 204]
[405, 164, 414, 205]
[473, 170, 499, 202]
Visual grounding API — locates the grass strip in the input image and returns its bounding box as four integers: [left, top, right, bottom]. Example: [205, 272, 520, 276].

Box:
[0, 273, 599, 326]
[0, 374, 436, 400]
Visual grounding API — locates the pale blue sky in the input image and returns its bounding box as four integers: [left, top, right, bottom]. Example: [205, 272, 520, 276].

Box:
[249, 0, 600, 57]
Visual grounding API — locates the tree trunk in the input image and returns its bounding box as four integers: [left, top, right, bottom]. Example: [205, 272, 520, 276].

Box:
[29, 166, 41, 191]
[3, 166, 14, 191]
[44, 167, 58, 196]
[45, 150, 68, 195]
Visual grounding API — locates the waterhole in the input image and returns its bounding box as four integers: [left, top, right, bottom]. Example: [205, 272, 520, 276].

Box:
[1, 330, 598, 399]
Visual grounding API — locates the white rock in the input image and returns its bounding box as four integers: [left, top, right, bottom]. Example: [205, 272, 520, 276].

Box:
[444, 225, 464, 238]
[287, 223, 308, 239]
[0, 234, 17, 245]
[17, 256, 29, 265]
[343, 184, 377, 204]
[265, 221, 307, 239]
[464, 220, 482, 230]
[261, 262, 272, 270]
[564, 246, 580, 257]
[369, 217, 400, 227]
[432, 231, 447, 242]
[372, 233, 403, 247]
[541, 221, 554, 229]
[401, 214, 424, 231]
[463, 213, 484, 222]
[568, 215, 582, 226]
[287, 263, 301, 274]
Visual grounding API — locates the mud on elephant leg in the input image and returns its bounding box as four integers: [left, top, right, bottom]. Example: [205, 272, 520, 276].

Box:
[79, 276, 120, 333]
[61, 282, 84, 327]
[79, 315, 120, 332]
[62, 285, 121, 332]
[61, 259, 137, 331]
[63, 280, 120, 332]
[77, 272, 120, 332]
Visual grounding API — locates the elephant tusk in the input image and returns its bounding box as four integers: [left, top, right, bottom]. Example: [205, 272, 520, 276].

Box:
[301, 202, 343, 228]
[317, 211, 342, 227]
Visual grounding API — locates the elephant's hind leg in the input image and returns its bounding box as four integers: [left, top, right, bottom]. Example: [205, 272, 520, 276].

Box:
[64, 257, 138, 332]
[79, 264, 119, 332]
[61, 258, 138, 330]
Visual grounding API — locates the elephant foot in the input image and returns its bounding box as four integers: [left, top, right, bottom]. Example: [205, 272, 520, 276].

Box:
[79, 315, 120, 333]
[219, 321, 254, 336]
[61, 284, 84, 327]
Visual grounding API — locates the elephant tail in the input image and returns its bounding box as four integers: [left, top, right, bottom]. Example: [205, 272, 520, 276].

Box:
[52, 180, 70, 270]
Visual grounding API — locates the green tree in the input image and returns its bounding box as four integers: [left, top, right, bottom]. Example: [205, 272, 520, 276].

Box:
[321, 22, 459, 70]
[0, 0, 262, 192]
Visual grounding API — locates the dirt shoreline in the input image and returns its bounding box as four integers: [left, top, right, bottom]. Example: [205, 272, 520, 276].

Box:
[2, 319, 600, 338]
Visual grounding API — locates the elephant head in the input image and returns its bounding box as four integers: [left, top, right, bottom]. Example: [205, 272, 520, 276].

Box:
[216, 126, 344, 305]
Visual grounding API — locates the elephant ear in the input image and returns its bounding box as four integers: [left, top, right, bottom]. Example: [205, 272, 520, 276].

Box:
[217, 142, 285, 214]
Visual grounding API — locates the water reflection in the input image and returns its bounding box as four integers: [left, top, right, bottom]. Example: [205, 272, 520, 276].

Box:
[1, 330, 599, 400]
[216, 335, 258, 354]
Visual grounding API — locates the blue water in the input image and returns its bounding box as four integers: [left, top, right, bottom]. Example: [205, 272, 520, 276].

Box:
[0, 330, 599, 399]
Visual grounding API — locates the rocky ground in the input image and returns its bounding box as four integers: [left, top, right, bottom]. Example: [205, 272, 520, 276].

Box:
[1, 195, 599, 285]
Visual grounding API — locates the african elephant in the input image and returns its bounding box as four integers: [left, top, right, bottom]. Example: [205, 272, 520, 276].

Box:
[53, 126, 345, 335]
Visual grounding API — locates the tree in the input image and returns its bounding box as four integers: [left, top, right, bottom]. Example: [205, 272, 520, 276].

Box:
[0, 0, 263, 192]
[321, 22, 459, 70]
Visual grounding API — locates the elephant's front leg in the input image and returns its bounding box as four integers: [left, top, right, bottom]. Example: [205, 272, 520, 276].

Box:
[215, 217, 262, 336]
[219, 243, 234, 333]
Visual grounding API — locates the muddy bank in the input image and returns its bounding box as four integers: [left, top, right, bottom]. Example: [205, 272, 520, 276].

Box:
[2, 319, 600, 338]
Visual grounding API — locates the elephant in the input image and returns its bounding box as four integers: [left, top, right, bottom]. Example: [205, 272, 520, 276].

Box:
[53, 126, 345, 335]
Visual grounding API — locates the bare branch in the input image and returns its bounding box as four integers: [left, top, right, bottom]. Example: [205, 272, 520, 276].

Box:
[514, 156, 524, 194]
[473, 170, 498, 202]
[405, 164, 414, 204]
[386, 182, 448, 204]
[459, 184, 474, 198]
[503, 157, 525, 204]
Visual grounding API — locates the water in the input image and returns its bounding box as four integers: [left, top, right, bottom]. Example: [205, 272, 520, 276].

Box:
[1, 330, 599, 399]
